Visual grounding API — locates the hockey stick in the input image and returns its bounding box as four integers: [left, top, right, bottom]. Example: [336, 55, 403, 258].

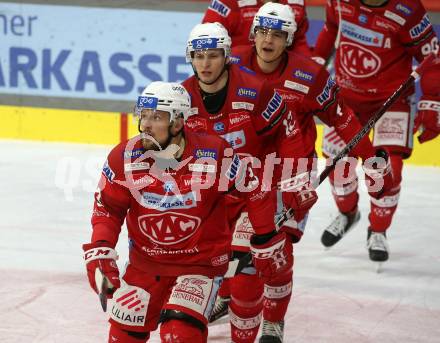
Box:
[316, 56, 432, 187]
[223, 54, 433, 279]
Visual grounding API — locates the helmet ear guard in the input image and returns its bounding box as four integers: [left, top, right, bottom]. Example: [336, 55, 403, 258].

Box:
[134, 82, 191, 123]
[186, 22, 232, 63]
[249, 2, 297, 46]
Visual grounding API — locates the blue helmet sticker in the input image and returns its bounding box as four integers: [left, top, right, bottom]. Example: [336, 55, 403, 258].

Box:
[191, 37, 219, 50]
[137, 96, 158, 109]
[258, 16, 285, 30]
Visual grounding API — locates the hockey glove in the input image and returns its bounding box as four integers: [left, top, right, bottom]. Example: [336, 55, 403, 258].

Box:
[250, 231, 293, 281]
[362, 149, 393, 199]
[279, 172, 318, 242]
[414, 96, 440, 143]
[83, 241, 120, 298]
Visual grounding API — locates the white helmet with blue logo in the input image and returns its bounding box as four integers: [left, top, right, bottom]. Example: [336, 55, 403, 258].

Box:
[134, 82, 191, 122]
[250, 2, 297, 46]
[186, 22, 232, 62]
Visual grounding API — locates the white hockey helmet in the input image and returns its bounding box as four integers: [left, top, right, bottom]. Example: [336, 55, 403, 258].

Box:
[186, 22, 232, 62]
[250, 2, 297, 46]
[134, 82, 191, 122]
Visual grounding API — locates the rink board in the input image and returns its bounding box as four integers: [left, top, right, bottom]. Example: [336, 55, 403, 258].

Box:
[1, 104, 439, 166]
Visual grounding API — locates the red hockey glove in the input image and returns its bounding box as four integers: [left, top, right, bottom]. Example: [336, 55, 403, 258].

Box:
[414, 97, 440, 143]
[250, 231, 293, 281]
[83, 241, 120, 298]
[362, 149, 393, 199]
[279, 172, 318, 241]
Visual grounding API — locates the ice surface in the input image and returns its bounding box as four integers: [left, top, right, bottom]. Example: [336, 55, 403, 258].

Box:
[1, 140, 439, 342]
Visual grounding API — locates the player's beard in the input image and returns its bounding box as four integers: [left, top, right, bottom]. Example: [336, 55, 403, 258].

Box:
[141, 126, 180, 151]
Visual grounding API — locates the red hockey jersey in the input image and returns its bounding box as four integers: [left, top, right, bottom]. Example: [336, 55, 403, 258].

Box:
[231, 46, 376, 160]
[183, 64, 307, 167]
[182, 64, 309, 242]
[314, 0, 438, 108]
[202, 0, 310, 55]
[90, 131, 275, 277]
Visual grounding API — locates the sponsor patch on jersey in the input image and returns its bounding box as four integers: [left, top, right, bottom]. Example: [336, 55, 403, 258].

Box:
[180, 174, 209, 191]
[229, 112, 251, 129]
[189, 107, 198, 115]
[287, 0, 304, 5]
[239, 65, 256, 75]
[213, 122, 225, 132]
[284, 80, 310, 94]
[335, 3, 355, 16]
[221, 130, 246, 149]
[141, 191, 197, 211]
[237, 87, 258, 99]
[384, 10, 406, 26]
[124, 162, 150, 172]
[262, 91, 283, 121]
[410, 14, 431, 39]
[188, 163, 217, 173]
[186, 117, 207, 131]
[373, 15, 399, 32]
[211, 254, 229, 267]
[232, 102, 255, 111]
[395, 3, 412, 16]
[123, 148, 144, 159]
[163, 181, 175, 193]
[229, 55, 241, 64]
[241, 8, 258, 19]
[102, 160, 115, 183]
[275, 88, 304, 103]
[238, 0, 257, 7]
[129, 174, 157, 188]
[193, 148, 218, 160]
[293, 69, 314, 83]
[341, 20, 384, 47]
[226, 154, 242, 180]
[358, 14, 368, 24]
[340, 42, 381, 78]
[208, 0, 231, 17]
[316, 76, 337, 105]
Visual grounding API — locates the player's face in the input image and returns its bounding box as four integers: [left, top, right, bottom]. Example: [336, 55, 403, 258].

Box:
[139, 109, 172, 150]
[254, 27, 287, 63]
[192, 49, 226, 84]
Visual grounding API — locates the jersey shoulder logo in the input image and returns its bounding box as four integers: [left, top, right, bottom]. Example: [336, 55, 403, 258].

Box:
[208, 0, 231, 17]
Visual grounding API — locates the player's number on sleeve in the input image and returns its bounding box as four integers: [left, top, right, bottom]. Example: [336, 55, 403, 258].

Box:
[421, 36, 439, 56]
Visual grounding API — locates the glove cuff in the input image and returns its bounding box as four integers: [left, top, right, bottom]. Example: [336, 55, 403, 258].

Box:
[418, 99, 440, 111]
[83, 245, 118, 264]
[250, 230, 278, 246]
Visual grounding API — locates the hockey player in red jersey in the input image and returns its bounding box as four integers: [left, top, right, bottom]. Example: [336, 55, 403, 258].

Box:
[202, 0, 311, 55]
[215, 2, 393, 341]
[313, 0, 440, 262]
[182, 22, 319, 343]
[82, 81, 282, 343]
